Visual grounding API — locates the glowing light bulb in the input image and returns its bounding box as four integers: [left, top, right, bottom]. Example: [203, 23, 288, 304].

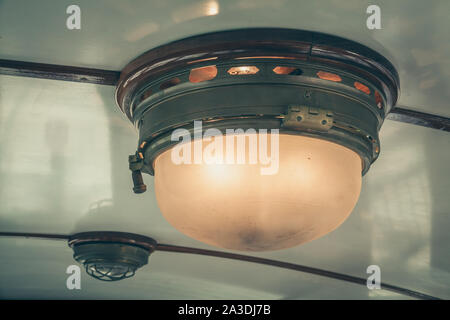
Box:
[154, 133, 362, 251]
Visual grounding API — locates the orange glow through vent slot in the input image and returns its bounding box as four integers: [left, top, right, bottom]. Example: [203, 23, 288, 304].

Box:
[317, 71, 342, 82]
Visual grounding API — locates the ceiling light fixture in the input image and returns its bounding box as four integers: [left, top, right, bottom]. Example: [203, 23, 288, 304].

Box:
[69, 232, 157, 281]
[116, 28, 399, 251]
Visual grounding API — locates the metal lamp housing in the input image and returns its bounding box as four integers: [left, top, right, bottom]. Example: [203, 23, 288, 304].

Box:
[115, 28, 399, 251]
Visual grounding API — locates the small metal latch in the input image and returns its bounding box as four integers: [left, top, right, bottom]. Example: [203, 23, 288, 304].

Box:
[129, 152, 147, 194]
[282, 105, 334, 132]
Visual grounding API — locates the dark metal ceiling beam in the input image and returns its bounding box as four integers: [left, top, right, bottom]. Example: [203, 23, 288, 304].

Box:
[0, 59, 120, 85]
[156, 243, 439, 300]
[0, 231, 69, 240]
[0, 231, 440, 300]
[387, 106, 450, 132]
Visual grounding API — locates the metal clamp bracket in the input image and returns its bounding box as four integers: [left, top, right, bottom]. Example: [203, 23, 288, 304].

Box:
[129, 149, 147, 194]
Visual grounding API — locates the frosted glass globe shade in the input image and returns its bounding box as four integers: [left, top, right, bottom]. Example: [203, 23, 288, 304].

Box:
[154, 133, 362, 251]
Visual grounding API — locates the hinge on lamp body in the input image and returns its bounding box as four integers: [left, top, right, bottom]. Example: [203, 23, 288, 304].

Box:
[282, 105, 334, 132]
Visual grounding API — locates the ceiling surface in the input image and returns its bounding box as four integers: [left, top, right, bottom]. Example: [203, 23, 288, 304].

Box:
[0, 0, 449, 299]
